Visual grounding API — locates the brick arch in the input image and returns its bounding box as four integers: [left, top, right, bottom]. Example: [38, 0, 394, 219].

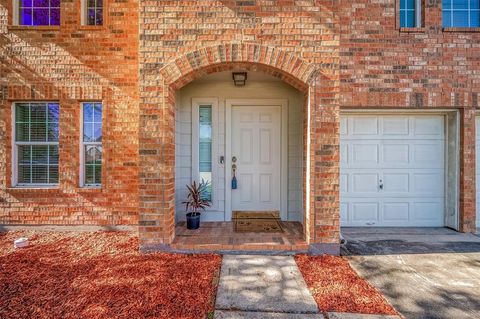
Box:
[139, 43, 341, 255]
[159, 43, 319, 92]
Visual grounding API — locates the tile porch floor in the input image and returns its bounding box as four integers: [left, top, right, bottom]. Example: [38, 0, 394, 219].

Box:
[172, 221, 308, 251]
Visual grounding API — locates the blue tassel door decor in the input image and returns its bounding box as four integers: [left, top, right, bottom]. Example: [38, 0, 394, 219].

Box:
[232, 164, 238, 189]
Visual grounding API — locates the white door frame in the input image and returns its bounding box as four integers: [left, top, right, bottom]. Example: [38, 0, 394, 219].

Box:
[340, 109, 460, 230]
[225, 99, 288, 221]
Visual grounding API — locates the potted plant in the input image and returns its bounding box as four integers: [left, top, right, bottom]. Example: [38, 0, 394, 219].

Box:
[183, 180, 211, 230]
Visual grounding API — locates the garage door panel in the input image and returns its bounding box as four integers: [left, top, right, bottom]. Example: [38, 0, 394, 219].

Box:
[412, 172, 444, 195]
[345, 141, 443, 169]
[351, 116, 379, 135]
[413, 117, 444, 137]
[341, 198, 444, 227]
[383, 144, 409, 163]
[352, 202, 379, 222]
[340, 173, 348, 193]
[341, 114, 445, 227]
[413, 144, 444, 165]
[383, 202, 410, 221]
[340, 144, 348, 164]
[382, 116, 409, 135]
[352, 173, 379, 193]
[340, 203, 349, 222]
[383, 173, 409, 193]
[352, 144, 379, 164]
[413, 202, 444, 223]
[340, 117, 348, 135]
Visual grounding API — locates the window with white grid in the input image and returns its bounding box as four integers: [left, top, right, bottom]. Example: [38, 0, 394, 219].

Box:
[81, 0, 103, 26]
[443, 0, 480, 27]
[81, 102, 103, 187]
[13, 102, 59, 186]
[400, 0, 422, 27]
[14, 0, 61, 26]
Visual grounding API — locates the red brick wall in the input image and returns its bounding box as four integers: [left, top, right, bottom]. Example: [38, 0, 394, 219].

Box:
[0, 0, 139, 225]
[339, 0, 480, 108]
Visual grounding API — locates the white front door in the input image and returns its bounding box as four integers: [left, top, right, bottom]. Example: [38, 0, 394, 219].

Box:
[231, 106, 281, 212]
[340, 114, 446, 227]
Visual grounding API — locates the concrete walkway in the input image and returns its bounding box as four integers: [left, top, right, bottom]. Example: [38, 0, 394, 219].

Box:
[214, 255, 319, 316]
[213, 255, 401, 319]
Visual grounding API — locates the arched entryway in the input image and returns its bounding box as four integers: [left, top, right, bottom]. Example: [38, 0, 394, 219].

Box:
[138, 43, 341, 254]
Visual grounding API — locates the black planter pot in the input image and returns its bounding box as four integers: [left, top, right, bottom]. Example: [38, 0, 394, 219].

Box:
[186, 212, 201, 230]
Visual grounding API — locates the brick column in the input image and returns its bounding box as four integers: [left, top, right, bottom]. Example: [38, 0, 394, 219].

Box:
[138, 84, 176, 248]
[306, 1, 341, 255]
[459, 108, 477, 232]
[307, 75, 341, 256]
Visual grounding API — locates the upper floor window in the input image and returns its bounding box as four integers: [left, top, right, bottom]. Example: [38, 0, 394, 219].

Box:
[13, 102, 59, 186]
[81, 0, 103, 26]
[400, 0, 422, 27]
[443, 0, 480, 27]
[15, 0, 60, 26]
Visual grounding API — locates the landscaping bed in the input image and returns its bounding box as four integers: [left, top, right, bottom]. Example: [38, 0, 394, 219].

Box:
[295, 254, 397, 315]
[0, 231, 221, 319]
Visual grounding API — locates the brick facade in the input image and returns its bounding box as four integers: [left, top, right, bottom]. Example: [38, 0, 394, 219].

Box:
[339, 0, 479, 232]
[0, 0, 139, 225]
[0, 1, 478, 252]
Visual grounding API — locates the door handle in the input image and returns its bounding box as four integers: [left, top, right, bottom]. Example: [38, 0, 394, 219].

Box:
[379, 179, 384, 190]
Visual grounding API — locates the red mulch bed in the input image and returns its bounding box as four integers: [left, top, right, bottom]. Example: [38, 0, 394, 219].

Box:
[295, 254, 397, 315]
[0, 231, 222, 319]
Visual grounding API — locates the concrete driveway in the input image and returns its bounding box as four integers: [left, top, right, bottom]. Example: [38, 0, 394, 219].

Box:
[341, 228, 480, 319]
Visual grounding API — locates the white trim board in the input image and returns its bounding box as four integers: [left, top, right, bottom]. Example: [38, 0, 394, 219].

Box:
[225, 99, 289, 221]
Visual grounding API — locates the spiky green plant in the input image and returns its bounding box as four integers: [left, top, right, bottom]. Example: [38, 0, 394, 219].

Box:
[183, 180, 211, 216]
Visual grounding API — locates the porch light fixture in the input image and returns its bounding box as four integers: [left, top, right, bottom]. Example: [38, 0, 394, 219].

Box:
[232, 72, 247, 86]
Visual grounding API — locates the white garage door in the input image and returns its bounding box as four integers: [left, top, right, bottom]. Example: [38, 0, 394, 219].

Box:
[476, 116, 480, 227]
[340, 114, 445, 227]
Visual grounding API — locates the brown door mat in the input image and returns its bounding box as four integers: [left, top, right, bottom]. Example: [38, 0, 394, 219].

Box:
[234, 219, 283, 233]
[232, 211, 283, 233]
[232, 211, 280, 220]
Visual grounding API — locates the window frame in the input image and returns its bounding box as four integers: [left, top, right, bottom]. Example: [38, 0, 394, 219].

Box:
[399, 0, 423, 28]
[442, 0, 480, 28]
[12, 0, 61, 27]
[80, 102, 103, 188]
[191, 98, 218, 210]
[80, 0, 105, 27]
[11, 102, 60, 188]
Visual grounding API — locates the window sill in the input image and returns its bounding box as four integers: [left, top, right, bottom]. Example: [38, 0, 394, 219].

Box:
[399, 27, 426, 33]
[443, 27, 480, 33]
[8, 186, 59, 191]
[78, 186, 102, 192]
[77, 25, 106, 31]
[8, 25, 60, 31]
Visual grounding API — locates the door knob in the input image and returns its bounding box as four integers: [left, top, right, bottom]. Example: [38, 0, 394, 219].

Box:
[379, 179, 384, 190]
